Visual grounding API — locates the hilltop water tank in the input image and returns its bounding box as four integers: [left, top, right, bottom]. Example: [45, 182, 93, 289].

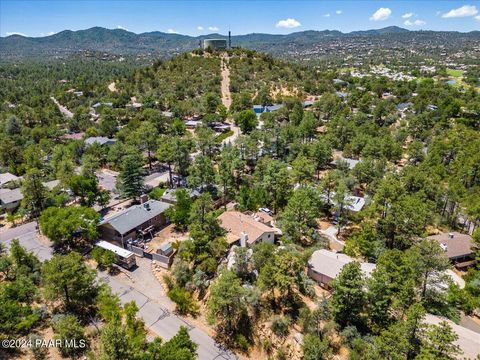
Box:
[203, 39, 227, 50]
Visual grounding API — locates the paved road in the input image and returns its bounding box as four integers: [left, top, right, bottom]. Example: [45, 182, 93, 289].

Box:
[0, 222, 237, 360]
[0, 221, 53, 261]
[99, 273, 237, 360]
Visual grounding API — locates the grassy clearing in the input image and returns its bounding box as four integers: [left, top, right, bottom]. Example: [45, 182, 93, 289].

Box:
[215, 130, 234, 143]
[446, 68, 463, 78]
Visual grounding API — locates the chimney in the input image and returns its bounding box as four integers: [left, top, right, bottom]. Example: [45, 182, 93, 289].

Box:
[140, 194, 148, 204]
[448, 233, 454, 239]
[240, 232, 248, 247]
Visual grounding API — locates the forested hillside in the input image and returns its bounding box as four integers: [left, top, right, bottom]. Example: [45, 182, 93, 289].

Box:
[1, 26, 478, 62]
[1, 48, 480, 359]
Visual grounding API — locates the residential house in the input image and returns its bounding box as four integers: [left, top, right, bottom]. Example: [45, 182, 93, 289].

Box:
[303, 100, 314, 108]
[321, 192, 366, 213]
[307, 249, 376, 287]
[160, 188, 200, 205]
[185, 120, 201, 128]
[218, 211, 275, 247]
[0, 180, 60, 211]
[396, 102, 413, 112]
[308, 249, 465, 290]
[335, 91, 348, 98]
[0, 172, 20, 188]
[426, 232, 476, 269]
[98, 200, 171, 246]
[161, 111, 174, 118]
[252, 104, 284, 115]
[424, 314, 480, 359]
[330, 156, 360, 170]
[62, 132, 85, 141]
[209, 122, 231, 133]
[85, 137, 116, 146]
[0, 188, 22, 211]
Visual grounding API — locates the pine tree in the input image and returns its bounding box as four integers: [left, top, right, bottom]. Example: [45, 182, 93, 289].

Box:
[118, 151, 144, 200]
[331, 261, 366, 328]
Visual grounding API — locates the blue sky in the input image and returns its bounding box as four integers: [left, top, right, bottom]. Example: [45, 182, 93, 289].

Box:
[1, 1, 479, 37]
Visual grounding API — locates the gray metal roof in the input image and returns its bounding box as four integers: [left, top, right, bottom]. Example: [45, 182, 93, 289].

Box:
[161, 188, 200, 202]
[331, 157, 360, 170]
[0, 172, 20, 186]
[85, 137, 116, 146]
[0, 180, 59, 206]
[100, 200, 171, 235]
[0, 188, 22, 205]
[308, 249, 376, 280]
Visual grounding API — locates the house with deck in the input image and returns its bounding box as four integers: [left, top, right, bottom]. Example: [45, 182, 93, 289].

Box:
[426, 232, 476, 269]
[98, 200, 171, 246]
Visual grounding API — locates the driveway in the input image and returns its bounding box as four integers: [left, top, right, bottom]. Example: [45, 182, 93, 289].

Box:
[0, 222, 237, 360]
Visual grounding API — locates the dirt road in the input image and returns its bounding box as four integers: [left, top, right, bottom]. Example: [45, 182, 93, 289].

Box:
[220, 54, 232, 109]
[51, 97, 73, 118]
[220, 53, 241, 146]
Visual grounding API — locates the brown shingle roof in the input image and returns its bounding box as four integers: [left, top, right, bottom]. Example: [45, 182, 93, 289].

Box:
[426, 232, 474, 259]
[218, 211, 274, 245]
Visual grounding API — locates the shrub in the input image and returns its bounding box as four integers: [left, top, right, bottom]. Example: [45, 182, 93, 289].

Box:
[271, 315, 291, 337]
[276, 347, 288, 360]
[262, 338, 273, 354]
[235, 334, 250, 353]
[167, 287, 199, 316]
[163, 274, 174, 291]
[149, 187, 166, 200]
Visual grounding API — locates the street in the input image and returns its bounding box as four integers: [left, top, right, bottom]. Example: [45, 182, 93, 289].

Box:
[0, 222, 237, 360]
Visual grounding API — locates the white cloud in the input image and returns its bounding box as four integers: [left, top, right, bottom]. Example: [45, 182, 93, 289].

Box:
[167, 28, 178, 34]
[370, 7, 392, 21]
[208, 26, 219, 31]
[6, 31, 27, 36]
[442, 5, 478, 18]
[324, 13, 331, 17]
[404, 19, 426, 26]
[197, 26, 204, 31]
[476, 15, 480, 21]
[402, 12, 415, 19]
[275, 18, 301, 28]
[117, 25, 129, 31]
[336, 10, 342, 15]
[40, 31, 55, 36]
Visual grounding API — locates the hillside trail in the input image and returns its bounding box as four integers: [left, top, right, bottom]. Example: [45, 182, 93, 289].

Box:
[50, 96, 73, 118]
[220, 53, 241, 146]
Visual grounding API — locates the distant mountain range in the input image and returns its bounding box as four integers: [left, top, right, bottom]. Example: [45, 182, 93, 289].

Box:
[1, 26, 478, 60]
